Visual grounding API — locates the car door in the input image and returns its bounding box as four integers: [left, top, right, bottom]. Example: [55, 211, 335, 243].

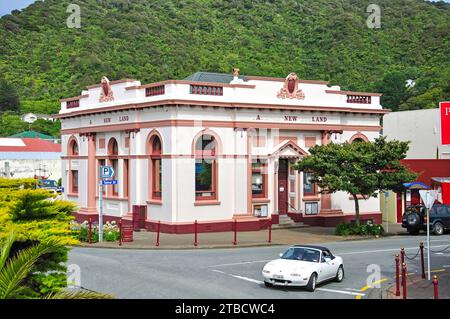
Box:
[321, 250, 338, 280]
[318, 252, 334, 281]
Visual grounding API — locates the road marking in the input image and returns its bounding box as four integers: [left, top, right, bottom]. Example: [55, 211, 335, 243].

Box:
[229, 274, 264, 285]
[360, 278, 388, 292]
[316, 288, 365, 297]
[218, 272, 366, 297]
[206, 260, 271, 268]
[211, 269, 226, 274]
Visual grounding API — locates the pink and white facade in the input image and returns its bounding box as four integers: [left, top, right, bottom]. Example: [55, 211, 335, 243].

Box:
[56, 72, 387, 233]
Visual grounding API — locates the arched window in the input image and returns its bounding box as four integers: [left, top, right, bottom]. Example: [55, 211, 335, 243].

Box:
[70, 140, 79, 156]
[149, 135, 162, 200]
[108, 138, 119, 196]
[195, 134, 218, 201]
[68, 138, 79, 194]
[349, 133, 369, 144]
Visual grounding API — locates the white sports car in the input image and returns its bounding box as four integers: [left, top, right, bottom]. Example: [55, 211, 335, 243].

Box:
[262, 245, 344, 292]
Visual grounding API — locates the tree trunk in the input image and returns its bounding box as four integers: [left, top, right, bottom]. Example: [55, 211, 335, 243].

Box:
[353, 194, 360, 226]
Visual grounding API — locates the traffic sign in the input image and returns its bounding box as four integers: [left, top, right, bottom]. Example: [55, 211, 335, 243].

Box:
[102, 180, 118, 186]
[419, 190, 438, 209]
[100, 166, 115, 179]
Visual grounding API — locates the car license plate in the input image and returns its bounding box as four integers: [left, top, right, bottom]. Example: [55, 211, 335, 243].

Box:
[273, 274, 284, 279]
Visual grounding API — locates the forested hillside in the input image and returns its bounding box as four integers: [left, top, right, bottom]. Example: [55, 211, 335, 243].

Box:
[0, 0, 449, 117]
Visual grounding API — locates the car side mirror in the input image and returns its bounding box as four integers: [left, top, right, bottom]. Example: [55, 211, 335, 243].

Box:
[324, 257, 332, 263]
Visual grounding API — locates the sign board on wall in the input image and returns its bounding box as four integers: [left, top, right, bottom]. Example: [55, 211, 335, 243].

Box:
[441, 101, 450, 145]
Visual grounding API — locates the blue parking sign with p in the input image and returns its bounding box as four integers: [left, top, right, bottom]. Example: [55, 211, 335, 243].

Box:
[100, 166, 115, 179]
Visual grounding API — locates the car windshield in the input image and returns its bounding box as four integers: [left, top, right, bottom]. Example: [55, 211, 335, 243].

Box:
[41, 180, 57, 187]
[280, 247, 320, 263]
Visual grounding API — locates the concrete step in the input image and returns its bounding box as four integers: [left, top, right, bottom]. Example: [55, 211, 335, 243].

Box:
[273, 214, 308, 229]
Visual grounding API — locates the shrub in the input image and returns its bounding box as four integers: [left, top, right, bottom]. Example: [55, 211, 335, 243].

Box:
[70, 220, 120, 243]
[335, 222, 384, 236]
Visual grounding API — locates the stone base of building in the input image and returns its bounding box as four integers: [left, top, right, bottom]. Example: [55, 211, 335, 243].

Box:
[72, 211, 382, 233]
[287, 211, 382, 227]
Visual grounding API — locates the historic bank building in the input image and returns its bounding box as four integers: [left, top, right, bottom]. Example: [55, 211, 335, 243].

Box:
[56, 70, 388, 233]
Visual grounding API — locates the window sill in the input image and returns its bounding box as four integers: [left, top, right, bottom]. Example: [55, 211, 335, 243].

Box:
[147, 199, 163, 205]
[194, 200, 221, 206]
[252, 198, 270, 203]
[67, 193, 79, 197]
[96, 196, 129, 201]
[303, 196, 320, 202]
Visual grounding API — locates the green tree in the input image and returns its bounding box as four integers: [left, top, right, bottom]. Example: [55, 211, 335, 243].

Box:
[294, 137, 417, 225]
[0, 233, 113, 299]
[0, 76, 20, 112]
[30, 119, 61, 138]
[0, 112, 28, 137]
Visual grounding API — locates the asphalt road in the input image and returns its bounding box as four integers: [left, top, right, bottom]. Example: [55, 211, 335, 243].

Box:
[68, 234, 450, 299]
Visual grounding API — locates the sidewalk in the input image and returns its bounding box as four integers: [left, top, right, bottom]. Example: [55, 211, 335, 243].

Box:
[76, 225, 399, 250]
[385, 272, 449, 299]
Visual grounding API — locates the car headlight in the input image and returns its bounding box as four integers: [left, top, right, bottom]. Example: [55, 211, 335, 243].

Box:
[262, 269, 271, 274]
[290, 273, 301, 277]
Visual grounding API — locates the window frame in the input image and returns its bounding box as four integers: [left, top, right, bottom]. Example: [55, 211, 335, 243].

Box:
[194, 134, 218, 201]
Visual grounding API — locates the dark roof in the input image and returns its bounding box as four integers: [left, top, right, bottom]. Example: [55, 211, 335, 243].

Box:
[292, 245, 330, 251]
[184, 72, 247, 84]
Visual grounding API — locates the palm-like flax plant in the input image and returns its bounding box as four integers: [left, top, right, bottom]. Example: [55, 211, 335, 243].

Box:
[0, 232, 113, 299]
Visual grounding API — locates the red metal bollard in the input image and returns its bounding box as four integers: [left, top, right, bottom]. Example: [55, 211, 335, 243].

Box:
[400, 248, 405, 286]
[268, 219, 272, 243]
[88, 218, 92, 244]
[402, 263, 407, 299]
[233, 219, 237, 246]
[395, 255, 400, 296]
[156, 220, 161, 247]
[194, 220, 198, 247]
[433, 275, 439, 299]
[420, 242, 425, 279]
[119, 220, 122, 246]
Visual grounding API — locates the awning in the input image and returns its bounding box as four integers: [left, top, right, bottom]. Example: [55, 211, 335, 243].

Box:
[403, 182, 430, 190]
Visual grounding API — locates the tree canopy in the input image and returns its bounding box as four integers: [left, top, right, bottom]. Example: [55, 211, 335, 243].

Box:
[295, 137, 418, 225]
[0, 0, 448, 116]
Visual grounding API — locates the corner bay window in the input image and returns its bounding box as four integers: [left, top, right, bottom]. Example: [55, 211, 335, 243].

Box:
[252, 159, 267, 198]
[149, 135, 162, 200]
[195, 134, 217, 200]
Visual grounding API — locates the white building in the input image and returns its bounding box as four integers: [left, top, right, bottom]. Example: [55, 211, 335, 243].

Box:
[0, 138, 62, 180]
[56, 71, 387, 232]
[383, 108, 450, 159]
[21, 113, 54, 124]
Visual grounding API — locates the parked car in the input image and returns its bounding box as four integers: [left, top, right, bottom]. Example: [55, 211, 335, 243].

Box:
[262, 245, 344, 292]
[36, 179, 62, 194]
[402, 204, 450, 235]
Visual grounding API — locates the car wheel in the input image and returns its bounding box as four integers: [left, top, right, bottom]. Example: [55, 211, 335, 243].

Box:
[264, 281, 273, 288]
[408, 229, 420, 235]
[306, 273, 317, 292]
[335, 265, 344, 282]
[406, 212, 420, 227]
[433, 222, 444, 236]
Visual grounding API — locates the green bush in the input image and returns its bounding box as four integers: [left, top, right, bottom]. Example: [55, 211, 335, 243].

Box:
[335, 222, 384, 236]
[70, 221, 120, 243]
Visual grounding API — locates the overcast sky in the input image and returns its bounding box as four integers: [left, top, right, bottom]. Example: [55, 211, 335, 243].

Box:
[1, 0, 449, 17]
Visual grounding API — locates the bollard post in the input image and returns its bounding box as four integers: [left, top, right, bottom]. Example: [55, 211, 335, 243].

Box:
[420, 242, 425, 279]
[233, 219, 237, 246]
[402, 263, 407, 299]
[395, 255, 400, 296]
[433, 275, 439, 299]
[88, 218, 92, 244]
[119, 220, 122, 246]
[400, 248, 405, 286]
[194, 220, 198, 247]
[268, 219, 272, 243]
[156, 220, 161, 247]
